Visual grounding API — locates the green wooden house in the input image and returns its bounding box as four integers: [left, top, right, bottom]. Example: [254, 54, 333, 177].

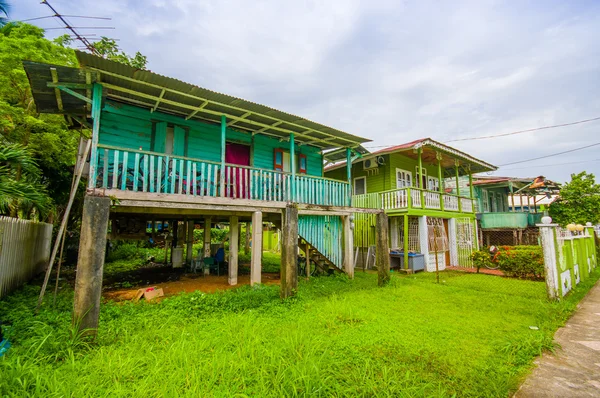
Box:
[325, 139, 497, 271]
[469, 176, 558, 246]
[24, 52, 375, 326]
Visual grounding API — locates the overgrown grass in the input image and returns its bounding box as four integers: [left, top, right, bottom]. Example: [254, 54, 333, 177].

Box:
[1, 269, 599, 397]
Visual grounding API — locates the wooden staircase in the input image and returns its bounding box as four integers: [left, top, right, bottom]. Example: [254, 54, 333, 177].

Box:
[297, 238, 338, 274]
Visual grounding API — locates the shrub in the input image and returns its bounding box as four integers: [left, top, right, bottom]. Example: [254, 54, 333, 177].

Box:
[493, 246, 544, 279]
[471, 250, 494, 272]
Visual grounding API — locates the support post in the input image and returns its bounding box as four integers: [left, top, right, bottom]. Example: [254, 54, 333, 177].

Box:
[305, 241, 311, 279]
[72, 195, 111, 334]
[448, 218, 458, 266]
[220, 115, 226, 197]
[343, 215, 354, 278]
[455, 161, 461, 212]
[437, 153, 444, 211]
[346, 147, 352, 206]
[290, 133, 296, 201]
[390, 217, 399, 248]
[280, 205, 299, 298]
[228, 216, 239, 285]
[376, 212, 391, 286]
[87, 83, 102, 189]
[468, 169, 474, 200]
[509, 181, 515, 212]
[418, 148, 424, 208]
[403, 214, 409, 269]
[186, 221, 194, 264]
[538, 223, 559, 299]
[203, 217, 212, 260]
[418, 216, 430, 271]
[245, 222, 250, 255]
[251, 211, 263, 285]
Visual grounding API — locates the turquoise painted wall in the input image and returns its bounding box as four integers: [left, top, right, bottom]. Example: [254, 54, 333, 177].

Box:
[98, 101, 322, 177]
[473, 185, 509, 213]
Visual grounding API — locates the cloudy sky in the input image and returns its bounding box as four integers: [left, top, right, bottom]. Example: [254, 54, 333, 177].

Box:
[12, 0, 600, 182]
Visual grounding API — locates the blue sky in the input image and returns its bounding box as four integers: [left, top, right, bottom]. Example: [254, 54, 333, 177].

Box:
[11, 0, 600, 182]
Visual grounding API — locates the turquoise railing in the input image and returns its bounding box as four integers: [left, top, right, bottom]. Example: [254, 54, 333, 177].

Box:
[298, 215, 343, 269]
[92, 144, 350, 207]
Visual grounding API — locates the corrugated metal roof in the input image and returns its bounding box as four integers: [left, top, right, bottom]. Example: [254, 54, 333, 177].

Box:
[23, 53, 370, 150]
[325, 138, 497, 175]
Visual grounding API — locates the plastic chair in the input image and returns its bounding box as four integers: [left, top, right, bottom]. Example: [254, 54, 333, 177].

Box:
[202, 257, 215, 276]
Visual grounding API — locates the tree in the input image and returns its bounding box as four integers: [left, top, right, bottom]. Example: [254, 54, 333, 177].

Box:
[91, 37, 147, 69]
[0, 144, 51, 218]
[0, 0, 8, 27]
[549, 171, 600, 226]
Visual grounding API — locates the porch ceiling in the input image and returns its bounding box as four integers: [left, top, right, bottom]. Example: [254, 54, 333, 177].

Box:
[22, 53, 370, 151]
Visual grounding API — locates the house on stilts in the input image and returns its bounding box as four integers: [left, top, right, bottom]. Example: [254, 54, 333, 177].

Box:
[325, 139, 497, 272]
[23, 52, 380, 330]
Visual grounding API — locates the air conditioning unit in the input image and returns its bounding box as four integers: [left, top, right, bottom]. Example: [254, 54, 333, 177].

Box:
[363, 158, 378, 170]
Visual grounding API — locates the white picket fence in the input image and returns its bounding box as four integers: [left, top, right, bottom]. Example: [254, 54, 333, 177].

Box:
[0, 216, 53, 298]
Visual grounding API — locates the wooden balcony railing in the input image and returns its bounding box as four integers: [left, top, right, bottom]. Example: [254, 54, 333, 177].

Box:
[352, 187, 475, 213]
[91, 145, 351, 207]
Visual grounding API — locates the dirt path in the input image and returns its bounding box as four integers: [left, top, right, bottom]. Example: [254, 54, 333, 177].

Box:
[103, 272, 281, 302]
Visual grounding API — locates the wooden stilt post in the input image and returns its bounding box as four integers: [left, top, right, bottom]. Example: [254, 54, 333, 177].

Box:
[305, 241, 311, 279]
[280, 204, 298, 298]
[251, 211, 263, 285]
[229, 216, 239, 285]
[343, 215, 354, 278]
[72, 195, 111, 334]
[186, 220, 194, 265]
[203, 217, 212, 261]
[377, 212, 391, 286]
[245, 222, 250, 255]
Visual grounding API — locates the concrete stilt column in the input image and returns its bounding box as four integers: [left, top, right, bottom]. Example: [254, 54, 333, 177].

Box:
[203, 217, 212, 259]
[343, 215, 354, 278]
[72, 195, 111, 334]
[251, 211, 263, 285]
[280, 205, 299, 298]
[376, 212, 391, 286]
[448, 218, 458, 266]
[186, 221, 194, 264]
[228, 216, 239, 285]
[539, 222, 559, 299]
[418, 216, 430, 271]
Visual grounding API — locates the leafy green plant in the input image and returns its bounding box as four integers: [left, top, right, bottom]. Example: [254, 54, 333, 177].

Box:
[472, 250, 494, 273]
[494, 246, 544, 279]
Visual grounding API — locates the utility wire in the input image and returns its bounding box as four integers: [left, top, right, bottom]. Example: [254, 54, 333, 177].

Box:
[362, 115, 600, 149]
[446, 116, 600, 143]
[498, 142, 600, 167]
[499, 158, 600, 171]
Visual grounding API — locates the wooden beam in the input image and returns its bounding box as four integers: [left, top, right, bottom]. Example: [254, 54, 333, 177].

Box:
[185, 101, 209, 120]
[151, 89, 166, 113]
[227, 112, 251, 127]
[50, 69, 64, 113]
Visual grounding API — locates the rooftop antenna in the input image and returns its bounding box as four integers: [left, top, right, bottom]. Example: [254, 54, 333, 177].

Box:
[39, 0, 114, 54]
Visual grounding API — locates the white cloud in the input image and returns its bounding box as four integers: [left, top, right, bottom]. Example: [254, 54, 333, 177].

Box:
[12, 0, 600, 182]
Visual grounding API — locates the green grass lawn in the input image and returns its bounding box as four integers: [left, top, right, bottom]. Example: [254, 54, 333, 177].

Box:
[1, 268, 599, 397]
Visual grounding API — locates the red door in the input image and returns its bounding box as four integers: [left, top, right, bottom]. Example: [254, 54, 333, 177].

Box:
[225, 143, 250, 198]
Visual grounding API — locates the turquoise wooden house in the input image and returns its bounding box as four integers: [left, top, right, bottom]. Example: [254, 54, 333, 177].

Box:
[24, 52, 374, 327]
[469, 176, 558, 246]
[325, 139, 497, 271]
